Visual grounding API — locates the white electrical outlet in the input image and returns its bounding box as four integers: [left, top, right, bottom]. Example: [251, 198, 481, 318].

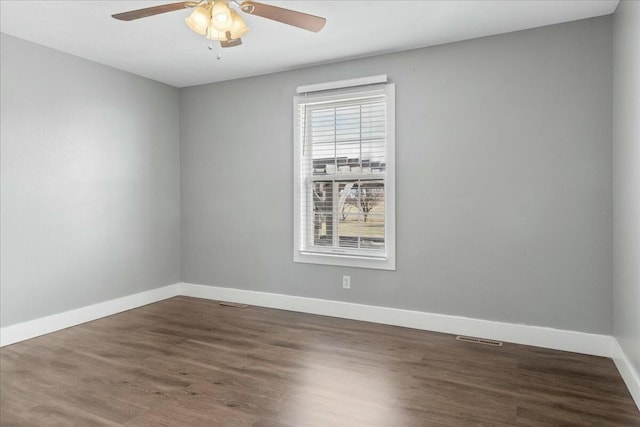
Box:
[342, 275, 351, 289]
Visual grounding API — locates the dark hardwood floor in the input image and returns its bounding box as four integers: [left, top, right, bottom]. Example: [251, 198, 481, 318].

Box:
[1, 296, 638, 426]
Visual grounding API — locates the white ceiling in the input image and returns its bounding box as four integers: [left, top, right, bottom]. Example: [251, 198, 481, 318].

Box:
[0, 0, 618, 88]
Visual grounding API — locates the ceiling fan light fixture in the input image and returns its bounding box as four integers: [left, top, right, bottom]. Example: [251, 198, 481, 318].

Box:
[210, 1, 233, 32]
[114, 0, 326, 48]
[185, 4, 211, 35]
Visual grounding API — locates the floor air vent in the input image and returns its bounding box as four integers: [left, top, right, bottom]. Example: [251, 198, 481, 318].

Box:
[219, 301, 249, 308]
[456, 335, 503, 347]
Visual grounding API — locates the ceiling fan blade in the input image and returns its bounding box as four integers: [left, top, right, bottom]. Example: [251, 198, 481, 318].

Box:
[240, 1, 326, 32]
[221, 38, 243, 48]
[112, 2, 192, 21]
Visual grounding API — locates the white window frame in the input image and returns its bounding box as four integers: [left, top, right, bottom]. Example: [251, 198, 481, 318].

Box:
[293, 77, 396, 270]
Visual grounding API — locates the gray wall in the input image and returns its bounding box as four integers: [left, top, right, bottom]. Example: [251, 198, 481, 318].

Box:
[0, 34, 181, 327]
[1, 16, 616, 336]
[613, 1, 640, 375]
[181, 17, 613, 334]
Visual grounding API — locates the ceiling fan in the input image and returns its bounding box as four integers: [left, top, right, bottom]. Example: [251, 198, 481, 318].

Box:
[112, 1, 326, 48]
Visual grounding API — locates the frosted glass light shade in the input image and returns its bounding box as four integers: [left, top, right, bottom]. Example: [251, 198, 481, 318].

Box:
[210, 1, 233, 32]
[185, 5, 211, 35]
[228, 9, 248, 38]
[206, 9, 248, 41]
[206, 29, 226, 41]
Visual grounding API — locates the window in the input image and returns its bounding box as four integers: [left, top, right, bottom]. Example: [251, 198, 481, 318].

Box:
[293, 77, 395, 270]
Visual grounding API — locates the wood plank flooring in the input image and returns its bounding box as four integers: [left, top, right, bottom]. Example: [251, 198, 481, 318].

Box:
[1, 296, 638, 426]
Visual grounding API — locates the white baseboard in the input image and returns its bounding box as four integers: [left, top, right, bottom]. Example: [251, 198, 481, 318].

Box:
[4, 281, 636, 407]
[177, 282, 613, 358]
[0, 283, 640, 409]
[0, 284, 179, 347]
[612, 339, 640, 410]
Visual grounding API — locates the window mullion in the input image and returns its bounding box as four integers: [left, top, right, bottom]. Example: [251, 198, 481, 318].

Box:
[306, 179, 314, 250]
[357, 180, 362, 249]
[332, 180, 339, 247]
[358, 104, 362, 250]
[359, 104, 363, 170]
[333, 107, 337, 177]
[305, 109, 313, 249]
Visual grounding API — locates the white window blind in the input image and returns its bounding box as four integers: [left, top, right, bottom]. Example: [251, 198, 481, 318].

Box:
[293, 81, 395, 270]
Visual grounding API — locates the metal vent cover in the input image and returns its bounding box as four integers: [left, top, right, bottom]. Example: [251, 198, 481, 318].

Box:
[456, 335, 503, 347]
[219, 301, 249, 308]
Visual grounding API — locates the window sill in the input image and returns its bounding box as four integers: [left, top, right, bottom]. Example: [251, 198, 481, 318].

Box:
[294, 251, 395, 271]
